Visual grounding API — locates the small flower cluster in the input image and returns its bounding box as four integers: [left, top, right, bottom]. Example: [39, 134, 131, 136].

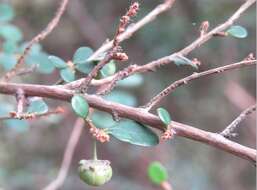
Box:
[112, 52, 129, 61]
[118, 2, 139, 34]
[9, 111, 35, 120]
[110, 2, 140, 62]
[161, 125, 176, 140]
[113, 2, 139, 47]
[90, 127, 110, 143]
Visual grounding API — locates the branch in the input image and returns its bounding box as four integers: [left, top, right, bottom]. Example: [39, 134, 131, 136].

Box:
[86, 0, 175, 62]
[15, 88, 26, 115]
[3, 0, 70, 81]
[0, 107, 65, 121]
[143, 59, 256, 111]
[78, 2, 140, 92]
[220, 104, 256, 138]
[0, 82, 255, 163]
[43, 118, 84, 190]
[65, 0, 255, 90]
[179, 0, 256, 56]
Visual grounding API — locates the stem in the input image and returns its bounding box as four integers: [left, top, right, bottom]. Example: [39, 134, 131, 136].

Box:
[93, 140, 98, 160]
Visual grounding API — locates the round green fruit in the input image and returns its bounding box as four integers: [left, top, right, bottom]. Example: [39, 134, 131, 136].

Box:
[78, 159, 112, 186]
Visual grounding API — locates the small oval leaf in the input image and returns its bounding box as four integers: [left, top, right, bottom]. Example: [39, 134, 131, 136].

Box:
[71, 95, 89, 118]
[157, 108, 171, 126]
[60, 67, 75, 82]
[4, 119, 30, 133]
[2, 40, 17, 54]
[103, 91, 137, 107]
[100, 61, 116, 78]
[48, 55, 67, 69]
[30, 52, 55, 74]
[109, 120, 159, 146]
[75, 62, 95, 74]
[148, 161, 168, 185]
[0, 3, 14, 22]
[170, 55, 198, 69]
[73, 47, 93, 64]
[226, 25, 248, 38]
[27, 99, 48, 114]
[0, 24, 23, 42]
[117, 74, 144, 88]
[0, 53, 17, 71]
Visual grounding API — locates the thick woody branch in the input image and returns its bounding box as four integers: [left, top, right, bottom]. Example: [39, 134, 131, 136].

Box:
[3, 0, 70, 81]
[0, 82, 255, 163]
[144, 59, 256, 110]
[220, 104, 256, 138]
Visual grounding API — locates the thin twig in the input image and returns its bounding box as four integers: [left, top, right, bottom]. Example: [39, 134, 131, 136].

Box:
[143, 59, 256, 110]
[0, 82, 255, 163]
[65, 0, 255, 90]
[2, 0, 70, 81]
[86, 0, 175, 62]
[15, 88, 26, 116]
[79, 2, 139, 92]
[79, 54, 114, 92]
[0, 107, 65, 121]
[179, 0, 256, 56]
[97, 64, 138, 95]
[15, 65, 38, 77]
[43, 118, 84, 190]
[220, 104, 256, 138]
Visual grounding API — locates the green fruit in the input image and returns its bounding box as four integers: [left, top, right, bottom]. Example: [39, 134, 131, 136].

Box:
[78, 159, 112, 186]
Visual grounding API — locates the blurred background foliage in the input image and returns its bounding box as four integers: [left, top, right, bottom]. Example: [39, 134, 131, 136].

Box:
[0, 0, 256, 189]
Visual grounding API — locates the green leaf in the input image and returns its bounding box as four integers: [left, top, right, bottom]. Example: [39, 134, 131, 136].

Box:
[37, 53, 55, 74]
[60, 67, 75, 82]
[0, 24, 23, 42]
[100, 61, 116, 77]
[226, 25, 248, 38]
[48, 55, 67, 69]
[0, 53, 16, 70]
[25, 52, 55, 74]
[103, 90, 137, 107]
[4, 119, 30, 133]
[157, 107, 171, 126]
[109, 120, 159, 146]
[117, 74, 144, 87]
[170, 55, 198, 69]
[0, 3, 14, 22]
[71, 95, 89, 118]
[75, 62, 94, 74]
[92, 111, 116, 129]
[72, 47, 93, 64]
[148, 161, 168, 185]
[2, 40, 17, 53]
[27, 99, 48, 114]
